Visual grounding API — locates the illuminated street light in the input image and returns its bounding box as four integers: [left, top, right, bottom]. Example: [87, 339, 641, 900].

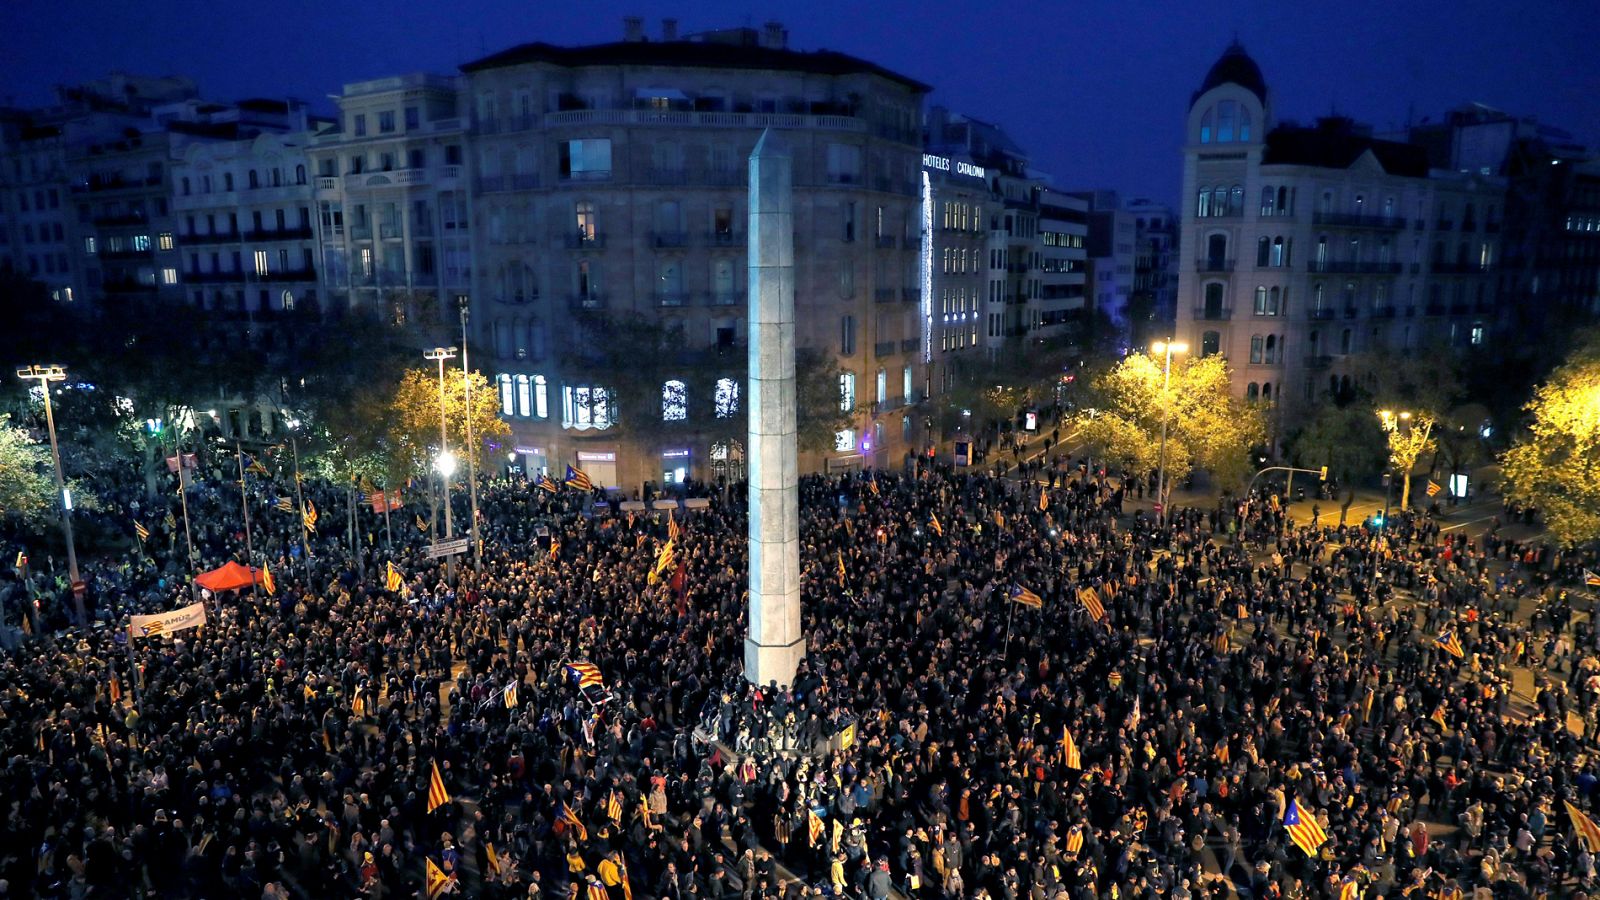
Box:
[15, 365, 84, 624]
[1150, 339, 1188, 525]
[423, 347, 458, 580]
[435, 450, 458, 478]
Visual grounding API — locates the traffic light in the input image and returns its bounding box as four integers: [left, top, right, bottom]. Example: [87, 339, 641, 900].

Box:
[1319, 466, 1328, 481]
[1371, 514, 1385, 529]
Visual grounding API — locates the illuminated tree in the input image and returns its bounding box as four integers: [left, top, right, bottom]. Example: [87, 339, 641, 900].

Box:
[1379, 411, 1435, 509]
[387, 368, 509, 478]
[1502, 336, 1600, 545]
[1078, 352, 1263, 497]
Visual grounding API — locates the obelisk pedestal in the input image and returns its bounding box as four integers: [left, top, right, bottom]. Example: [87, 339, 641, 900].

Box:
[744, 130, 804, 689]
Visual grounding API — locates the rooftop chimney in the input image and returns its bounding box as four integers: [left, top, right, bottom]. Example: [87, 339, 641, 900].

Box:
[761, 21, 788, 49]
[623, 16, 644, 42]
[662, 18, 679, 41]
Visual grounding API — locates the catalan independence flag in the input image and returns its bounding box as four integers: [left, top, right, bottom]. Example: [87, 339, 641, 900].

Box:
[302, 500, 319, 533]
[275, 496, 294, 513]
[538, 474, 560, 494]
[1010, 584, 1043, 609]
[1064, 825, 1085, 855]
[807, 808, 825, 845]
[606, 789, 623, 824]
[1566, 800, 1600, 852]
[565, 464, 593, 492]
[1435, 630, 1465, 659]
[261, 565, 277, 596]
[928, 514, 943, 537]
[503, 681, 518, 708]
[244, 454, 269, 476]
[1060, 727, 1081, 769]
[1078, 586, 1106, 623]
[1585, 568, 1600, 588]
[425, 858, 451, 899]
[565, 661, 603, 689]
[386, 561, 404, 592]
[561, 801, 588, 842]
[1283, 798, 1328, 856]
[133, 521, 150, 542]
[427, 761, 451, 813]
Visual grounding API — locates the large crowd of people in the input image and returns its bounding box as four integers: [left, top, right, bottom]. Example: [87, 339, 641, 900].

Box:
[2, 443, 1600, 900]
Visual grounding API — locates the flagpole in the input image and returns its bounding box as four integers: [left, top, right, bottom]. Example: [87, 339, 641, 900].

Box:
[171, 426, 196, 573]
[1002, 586, 1016, 660]
[381, 481, 393, 550]
[234, 440, 260, 601]
[289, 434, 311, 568]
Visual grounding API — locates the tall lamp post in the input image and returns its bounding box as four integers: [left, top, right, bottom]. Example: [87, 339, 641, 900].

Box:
[423, 347, 458, 581]
[458, 299, 481, 570]
[16, 365, 84, 624]
[1150, 339, 1188, 525]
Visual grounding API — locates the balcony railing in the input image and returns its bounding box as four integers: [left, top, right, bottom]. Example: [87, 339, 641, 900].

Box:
[102, 279, 159, 293]
[1343, 306, 1359, 319]
[1307, 260, 1403, 274]
[1435, 219, 1454, 231]
[1425, 303, 1446, 315]
[874, 288, 896, 303]
[653, 231, 688, 249]
[1370, 306, 1397, 319]
[706, 291, 743, 307]
[1431, 261, 1492, 274]
[1192, 305, 1232, 321]
[655, 292, 690, 308]
[244, 226, 315, 242]
[1305, 354, 1333, 368]
[1195, 258, 1235, 272]
[260, 268, 318, 282]
[178, 230, 242, 246]
[183, 269, 247, 284]
[93, 213, 149, 227]
[646, 167, 690, 185]
[494, 291, 541, 305]
[543, 108, 872, 136]
[902, 288, 921, 303]
[1308, 308, 1337, 320]
[875, 235, 897, 249]
[706, 230, 740, 247]
[1311, 212, 1407, 229]
[563, 232, 606, 249]
[900, 338, 919, 353]
[567, 294, 606, 312]
[873, 341, 895, 358]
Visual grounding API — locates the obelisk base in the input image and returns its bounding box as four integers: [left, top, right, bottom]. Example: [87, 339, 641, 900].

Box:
[744, 636, 804, 690]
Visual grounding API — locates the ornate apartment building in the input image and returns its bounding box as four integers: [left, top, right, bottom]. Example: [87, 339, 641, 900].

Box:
[1177, 43, 1504, 431]
[458, 20, 927, 488]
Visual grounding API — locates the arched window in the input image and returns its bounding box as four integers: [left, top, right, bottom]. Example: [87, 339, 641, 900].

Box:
[497, 374, 513, 416]
[532, 375, 548, 419]
[1203, 283, 1225, 319]
[1277, 187, 1289, 215]
[715, 378, 740, 418]
[1271, 237, 1285, 267]
[248, 169, 259, 189]
[1201, 330, 1220, 357]
[1250, 334, 1264, 364]
[1260, 186, 1275, 217]
[1316, 236, 1329, 265]
[1230, 185, 1244, 214]
[1257, 236, 1270, 267]
[514, 374, 532, 417]
[1207, 234, 1228, 267]
[662, 380, 687, 421]
[1254, 286, 1268, 315]
[1354, 194, 1365, 214]
[1261, 382, 1272, 402]
[1211, 186, 1227, 216]
[1200, 108, 1213, 143]
[1246, 382, 1260, 401]
[1196, 190, 1210, 218]
[1340, 328, 1353, 354]
[1217, 100, 1237, 142]
[1264, 334, 1278, 364]
[1239, 106, 1251, 141]
[1268, 286, 1281, 315]
[295, 164, 306, 185]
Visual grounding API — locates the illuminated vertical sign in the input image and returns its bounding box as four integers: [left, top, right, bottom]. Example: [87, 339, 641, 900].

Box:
[920, 170, 934, 365]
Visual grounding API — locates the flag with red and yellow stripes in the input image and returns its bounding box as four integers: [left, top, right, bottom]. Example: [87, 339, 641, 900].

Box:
[427, 761, 451, 813]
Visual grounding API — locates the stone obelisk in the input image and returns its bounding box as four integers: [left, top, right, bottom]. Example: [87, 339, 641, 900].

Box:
[745, 130, 804, 688]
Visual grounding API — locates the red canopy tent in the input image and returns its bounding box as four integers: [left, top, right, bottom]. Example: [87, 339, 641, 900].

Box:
[195, 561, 262, 593]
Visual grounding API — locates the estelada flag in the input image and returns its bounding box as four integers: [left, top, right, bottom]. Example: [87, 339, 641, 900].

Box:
[302, 501, 318, 533]
[1078, 586, 1106, 623]
[1010, 584, 1043, 609]
[427, 761, 451, 813]
[538, 474, 559, 494]
[1430, 705, 1449, 732]
[1039, 489, 1049, 512]
[386, 561, 404, 592]
[1426, 479, 1442, 497]
[836, 550, 848, 586]
[1566, 800, 1600, 852]
[261, 565, 277, 596]
[1060, 727, 1081, 769]
[1435, 630, 1465, 659]
[667, 510, 680, 542]
[565, 464, 593, 492]
[275, 496, 294, 513]
[868, 472, 880, 496]
[606, 789, 623, 823]
[133, 521, 150, 542]
[503, 681, 518, 708]
[1284, 798, 1328, 856]
[1064, 825, 1085, 855]
[425, 858, 451, 898]
[807, 808, 825, 845]
[565, 661, 603, 688]
[561, 801, 588, 842]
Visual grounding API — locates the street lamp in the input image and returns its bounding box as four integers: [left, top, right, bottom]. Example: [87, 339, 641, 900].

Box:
[16, 365, 83, 623]
[458, 298, 481, 570]
[1150, 339, 1188, 525]
[423, 347, 458, 580]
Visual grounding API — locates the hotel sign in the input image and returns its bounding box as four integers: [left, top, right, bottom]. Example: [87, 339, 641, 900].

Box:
[922, 154, 986, 179]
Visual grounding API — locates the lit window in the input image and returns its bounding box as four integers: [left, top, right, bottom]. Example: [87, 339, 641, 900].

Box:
[132, 234, 151, 252]
[254, 249, 269, 276]
[1470, 324, 1485, 346]
[161, 267, 178, 285]
[515, 375, 532, 417]
[835, 429, 855, 452]
[714, 378, 739, 418]
[562, 385, 613, 430]
[662, 379, 687, 421]
[533, 375, 548, 418]
[839, 372, 856, 412]
[559, 139, 613, 181]
[83, 236, 96, 255]
[498, 374, 514, 416]
[158, 232, 174, 251]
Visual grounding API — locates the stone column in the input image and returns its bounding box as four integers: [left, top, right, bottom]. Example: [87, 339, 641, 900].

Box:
[745, 130, 804, 688]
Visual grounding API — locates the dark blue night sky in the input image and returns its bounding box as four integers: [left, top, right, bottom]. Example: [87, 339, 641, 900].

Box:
[3, 0, 1595, 203]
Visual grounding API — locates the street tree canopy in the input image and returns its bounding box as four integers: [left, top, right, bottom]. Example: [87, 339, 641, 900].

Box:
[1077, 353, 1262, 494]
[387, 367, 510, 478]
[1502, 335, 1600, 546]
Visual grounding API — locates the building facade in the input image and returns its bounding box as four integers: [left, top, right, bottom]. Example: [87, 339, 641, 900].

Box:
[458, 20, 928, 489]
[1125, 198, 1177, 344]
[1176, 42, 1504, 432]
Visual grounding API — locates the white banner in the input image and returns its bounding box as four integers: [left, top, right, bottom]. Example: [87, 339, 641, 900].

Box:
[129, 602, 207, 640]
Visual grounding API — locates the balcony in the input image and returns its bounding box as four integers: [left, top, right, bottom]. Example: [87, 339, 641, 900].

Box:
[1308, 308, 1337, 320]
[873, 341, 895, 358]
[874, 288, 896, 303]
[100, 246, 151, 260]
[260, 268, 318, 282]
[178, 230, 242, 246]
[1311, 212, 1407, 229]
[379, 224, 402, 240]
[1431, 261, 1490, 274]
[706, 230, 740, 247]
[653, 231, 688, 249]
[567, 294, 606, 312]
[1450, 302, 1469, 315]
[1192, 305, 1232, 321]
[93, 212, 150, 227]
[316, 177, 339, 191]
[706, 291, 743, 307]
[472, 113, 537, 135]
[1305, 354, 1333, 368]
[102, 279, 159, 294]
[1485, 221, 1501, 233]
[875, 234, 897, 249]
[1195, 258, 1236, 272]
[902, 288, 921, 303]
[244, 226, 315, 242]
[654, 292, 690, 308]
[1306, 260, 1403, 274]
[1343, 306, 1359, 319]
[350, 225, 372, 240]
[1370, 306, 1398, 319]
[900, 338, 919, 354]
[563, 232, 606, 249]
[183, 269, 247, 284]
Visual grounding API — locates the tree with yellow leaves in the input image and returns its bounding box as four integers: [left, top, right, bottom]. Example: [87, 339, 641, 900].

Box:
[387, 367, 510, 478]
[1502, 335, 1600, 546]
[1379, 410, 1435, 510]
[1077, 352, 1262, 504]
